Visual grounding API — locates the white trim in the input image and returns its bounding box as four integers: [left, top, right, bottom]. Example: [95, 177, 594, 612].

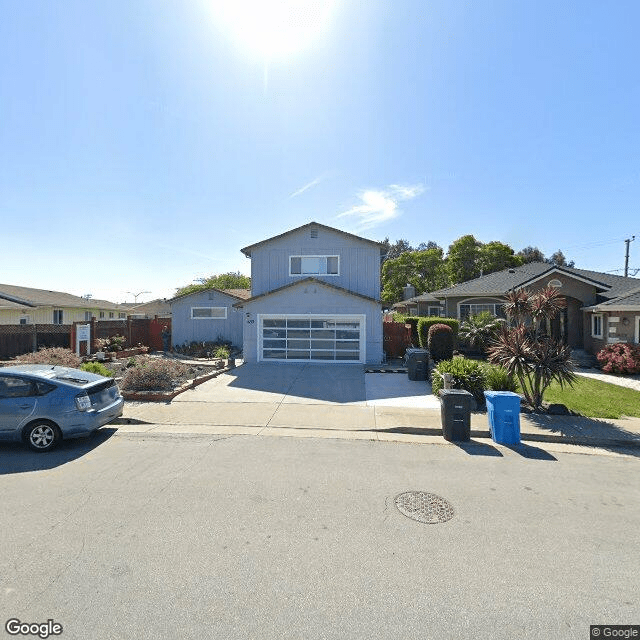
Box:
[591, 313, 603, 338]
[257, 313, 366, 363]
[289, 255, 340, 277]
[191, 306, 227, 320]
[635, 317, 640, 344]
[515, 267, 610, 291]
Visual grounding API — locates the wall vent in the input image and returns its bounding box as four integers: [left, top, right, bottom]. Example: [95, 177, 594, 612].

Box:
[310, 227, 318, 238]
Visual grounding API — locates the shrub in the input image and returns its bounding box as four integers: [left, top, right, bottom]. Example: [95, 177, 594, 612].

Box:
[120, 356, 189, 391]
[404, 317, 420, 346]
[427, 323, 454, 362]
[482, 363, 518, 392]
[596, 343, 640, 375]
[16, 347, 81, 368]
[96, 335, 127, 352]
[431, 357, 486, 405]
[417, 317, 459, 348]
[214, 346, 230, 359]
[80, 362, 114, 377]
[459, 312, 504, 354]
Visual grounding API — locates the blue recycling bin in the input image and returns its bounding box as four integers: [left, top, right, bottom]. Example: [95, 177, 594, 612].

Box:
[484, 391, 521, 445]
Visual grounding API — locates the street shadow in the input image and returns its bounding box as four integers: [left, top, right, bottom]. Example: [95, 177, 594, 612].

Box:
[452, 439, 504, 457]
[0, 428, 116, 475]
[503, 442, 557, 461]
[224, 363, 368, 403]
[524, 413, 640, 457]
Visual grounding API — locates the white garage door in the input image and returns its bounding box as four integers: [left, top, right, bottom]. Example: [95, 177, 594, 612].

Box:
[259, 314, 365, 363]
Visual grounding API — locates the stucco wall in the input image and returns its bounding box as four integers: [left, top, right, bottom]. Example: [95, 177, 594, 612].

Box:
[248, 226, 381, 299]
[171, 290, 243, 348]
[239, 283, 383, 364]
[584, 311, 640, 354]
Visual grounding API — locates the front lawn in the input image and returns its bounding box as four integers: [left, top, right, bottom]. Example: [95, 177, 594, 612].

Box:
[542, 376, 640, 419]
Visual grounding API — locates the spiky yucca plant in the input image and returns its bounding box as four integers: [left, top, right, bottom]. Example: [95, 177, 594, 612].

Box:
[488, 292, 576, 412]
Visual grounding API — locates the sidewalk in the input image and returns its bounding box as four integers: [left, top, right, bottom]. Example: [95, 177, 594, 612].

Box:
[113, 367, 640, 453]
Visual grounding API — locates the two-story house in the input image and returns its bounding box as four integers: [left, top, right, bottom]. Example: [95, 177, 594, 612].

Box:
[234, 222, 384, 364]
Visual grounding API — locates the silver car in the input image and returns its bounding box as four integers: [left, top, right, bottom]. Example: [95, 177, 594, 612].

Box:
[0, 364, 124, 452]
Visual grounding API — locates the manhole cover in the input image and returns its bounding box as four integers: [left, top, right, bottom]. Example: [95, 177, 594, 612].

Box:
[395, 491, 455, 524]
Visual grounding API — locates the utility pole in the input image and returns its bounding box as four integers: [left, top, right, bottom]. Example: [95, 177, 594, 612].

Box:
[624, 236, 635, 277]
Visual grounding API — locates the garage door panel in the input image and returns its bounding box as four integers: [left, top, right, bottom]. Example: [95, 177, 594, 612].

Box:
[259, 314, 365, 363]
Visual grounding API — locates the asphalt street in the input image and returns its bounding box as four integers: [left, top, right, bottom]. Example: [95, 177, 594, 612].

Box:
[1, 432, 638, 640]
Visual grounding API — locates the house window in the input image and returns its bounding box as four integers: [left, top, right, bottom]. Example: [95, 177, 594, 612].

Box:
[290, 255, 339, 276]
[591, 314, 603, 338]
[53, 309, 64, 324]
[109, 312, 114, 319]
[99, 311, 105, 319]
[192, 307, 227, 320]
[119, 313, 126, 319]
[459, 303, 505, 320]
[428, 306, 442, 317]
[84, 312, 92, 321]
[19, 316, 30, 325]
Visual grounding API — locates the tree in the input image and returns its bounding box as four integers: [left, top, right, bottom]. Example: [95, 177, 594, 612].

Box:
[517, 246, 546, 264]
[380, 238, 413, 262]
[175, 272, 251, 297]
[547, 250, 575, 268]
[446, 235, 482, 284]
[381, 247, 447, 303]
[489, 287, 575, 411]
[478, 241, 522, 276]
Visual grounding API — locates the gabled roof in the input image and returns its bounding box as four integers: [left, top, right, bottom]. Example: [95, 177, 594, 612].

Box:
[392, 291, 443, 309]
[0, 283, 125, 311]
[430, 263, 640, 299]
[168, 287, 250, 303]
[232, 277, 381, 306]
[240, 221, 384, 257]
[584, 287, 640, 311]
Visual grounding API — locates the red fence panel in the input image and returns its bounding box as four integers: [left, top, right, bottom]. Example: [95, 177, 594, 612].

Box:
[382, 321, 412, 358]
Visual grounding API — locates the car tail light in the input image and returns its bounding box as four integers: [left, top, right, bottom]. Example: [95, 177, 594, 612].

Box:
[75, 393, 92, 411]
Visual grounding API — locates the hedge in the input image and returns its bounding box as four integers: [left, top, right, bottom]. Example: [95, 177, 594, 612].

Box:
[417, 317, 459, 348]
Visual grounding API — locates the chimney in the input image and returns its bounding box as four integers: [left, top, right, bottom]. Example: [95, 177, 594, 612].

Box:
[403, 284, 416, 300]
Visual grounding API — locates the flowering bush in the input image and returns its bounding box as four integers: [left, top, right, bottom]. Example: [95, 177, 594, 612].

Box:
[95, 335, 127, 352]
[596, 343, 640, 375]
[16, 347, 81, 368]
[120, 356, 189, 391]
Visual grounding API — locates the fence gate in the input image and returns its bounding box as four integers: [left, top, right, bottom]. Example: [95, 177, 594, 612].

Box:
[382, 321, 412, 358]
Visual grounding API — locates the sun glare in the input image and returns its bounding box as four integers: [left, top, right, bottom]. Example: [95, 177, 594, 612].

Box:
[213, 0, 335, 59]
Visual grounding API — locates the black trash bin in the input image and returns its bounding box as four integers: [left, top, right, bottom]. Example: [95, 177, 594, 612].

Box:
[438, 389, 473, 442]
[405, 348, 430, 381]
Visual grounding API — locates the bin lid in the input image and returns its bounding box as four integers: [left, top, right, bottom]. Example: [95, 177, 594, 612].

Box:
[484, 391, 521, 398]
[438, 389, 473, 397]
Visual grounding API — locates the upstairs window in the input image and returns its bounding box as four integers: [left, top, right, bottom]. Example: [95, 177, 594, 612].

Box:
[290, 255, 339, 276]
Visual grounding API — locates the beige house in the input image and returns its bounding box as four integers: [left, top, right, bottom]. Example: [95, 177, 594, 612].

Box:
[428, 263, 640, 355]
[127, 298, 172, 319]
[0, 284, 130, 326]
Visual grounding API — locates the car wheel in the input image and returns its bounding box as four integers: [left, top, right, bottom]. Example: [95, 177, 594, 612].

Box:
[25, 421, 60, 452]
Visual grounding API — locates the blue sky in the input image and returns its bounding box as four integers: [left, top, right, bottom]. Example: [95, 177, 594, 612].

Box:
[1, 0, 639, 303]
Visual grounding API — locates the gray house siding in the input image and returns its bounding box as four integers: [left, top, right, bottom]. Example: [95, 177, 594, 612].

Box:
[239, 283, 383, 364]
[248, 226, 381, 299]
[171, 290, 243, 348]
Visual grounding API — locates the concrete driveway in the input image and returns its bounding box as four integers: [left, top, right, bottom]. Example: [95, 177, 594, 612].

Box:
[122, 363, 439, 437]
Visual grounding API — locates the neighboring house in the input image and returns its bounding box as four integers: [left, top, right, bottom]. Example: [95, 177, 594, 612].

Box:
[169, 288, 250, 349]
[0, 284, 130, 325]
[128, 298, 172, 319]
[428, 263, 640, 354]
[233, 222, 384, 364]
[392, 292, 444, 317]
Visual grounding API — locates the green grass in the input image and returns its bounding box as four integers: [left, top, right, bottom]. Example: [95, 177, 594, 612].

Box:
[539, 376, 640, 419]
